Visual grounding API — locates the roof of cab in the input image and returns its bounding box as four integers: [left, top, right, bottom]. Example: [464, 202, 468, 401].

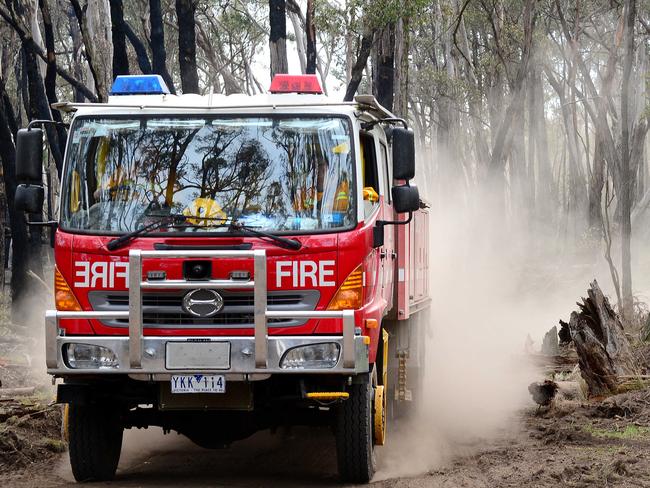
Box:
[52, 93, 396, 120]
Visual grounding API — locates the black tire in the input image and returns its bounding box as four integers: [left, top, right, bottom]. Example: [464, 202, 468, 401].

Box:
[68, 403, 124, 482]
[335, 375, 376, 483]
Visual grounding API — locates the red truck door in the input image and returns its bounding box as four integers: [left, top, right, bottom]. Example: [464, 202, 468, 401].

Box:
[360, 130, 395, 315]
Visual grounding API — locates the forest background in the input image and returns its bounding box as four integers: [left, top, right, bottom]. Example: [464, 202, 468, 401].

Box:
[0, 0, 648, 336]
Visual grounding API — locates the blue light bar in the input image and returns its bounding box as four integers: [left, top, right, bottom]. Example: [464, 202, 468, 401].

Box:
[110, 75, 170, 96]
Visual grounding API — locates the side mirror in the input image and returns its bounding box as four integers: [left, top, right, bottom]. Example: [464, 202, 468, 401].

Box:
[16, 128, 43, 184]
[392, 184, 419, 213]
[392, 127, 415, 180]
[15, 184, 44, 214]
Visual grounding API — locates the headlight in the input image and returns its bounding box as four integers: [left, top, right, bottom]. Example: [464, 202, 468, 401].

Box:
[280, 343, 340, 369]
[64, 343, 119, 369]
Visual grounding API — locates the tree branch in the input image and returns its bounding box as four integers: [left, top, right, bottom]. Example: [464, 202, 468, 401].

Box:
[0, 5, 98, 102]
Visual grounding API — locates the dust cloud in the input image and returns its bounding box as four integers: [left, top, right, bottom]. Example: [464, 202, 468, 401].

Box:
[11, 268, 56, 390]
[376, 151, 606, 479]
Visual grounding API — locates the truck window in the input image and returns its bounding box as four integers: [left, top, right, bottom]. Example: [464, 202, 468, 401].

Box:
[379, 142, 390, 203]
[60, 116, 356, 234]
[360, 133, 380, 218]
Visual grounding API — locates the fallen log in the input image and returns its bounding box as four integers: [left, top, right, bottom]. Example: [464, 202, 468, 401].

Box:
[568, 280, 639, 397]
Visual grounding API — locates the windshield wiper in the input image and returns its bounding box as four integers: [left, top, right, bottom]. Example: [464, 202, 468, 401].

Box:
[106, 214, 187, 251]
[106, 214, 302, 251]
[228, 222, 302, 251]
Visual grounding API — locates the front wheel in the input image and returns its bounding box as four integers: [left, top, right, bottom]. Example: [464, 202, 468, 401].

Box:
[335, 375, 376, 483]
[67, 403, 124, 482]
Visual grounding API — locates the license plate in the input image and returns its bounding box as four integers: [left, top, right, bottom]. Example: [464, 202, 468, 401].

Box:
[171, 374, 226, 394]
[166, 341, 230, 369]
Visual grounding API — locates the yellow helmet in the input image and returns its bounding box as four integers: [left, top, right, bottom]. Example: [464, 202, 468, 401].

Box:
[182, 198, 227, 225]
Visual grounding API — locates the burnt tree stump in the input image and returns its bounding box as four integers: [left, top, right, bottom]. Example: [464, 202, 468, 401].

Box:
[568, 280, 639, 397]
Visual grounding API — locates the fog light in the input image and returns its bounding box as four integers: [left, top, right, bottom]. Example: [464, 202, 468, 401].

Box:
[64, 343, 119, 369]
[280, 343, 340, 369]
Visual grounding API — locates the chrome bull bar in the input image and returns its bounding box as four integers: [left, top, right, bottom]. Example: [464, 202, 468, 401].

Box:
[45, 249, 358, 372]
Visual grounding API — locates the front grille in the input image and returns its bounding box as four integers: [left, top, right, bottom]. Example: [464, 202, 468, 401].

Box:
[87, 290, 320, 329]
[104, 293, 304, 308]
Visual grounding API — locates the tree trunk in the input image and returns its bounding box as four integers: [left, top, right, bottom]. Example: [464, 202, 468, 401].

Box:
[531, 64, 553, 222]
[285, 0, 307, 74]
[588, 137, 605, 231]
[109, 0, 129, 77]
[149, 0, 175, 93]
[372, 23, 395, 112]
[393, 17, 409, 118]
[0, 74, 34, 322]
[343, 28, 375, 101]
[568, 280, 639, 397]
[0, 80, 18, 306]
[487, 0, 536, 211]
[620, 0, 636, 321]
[123, 21, 152, 74]
[38, 0, 67, 176]
[65, 4, 89, 102]
[175, 0, 199, 93]
[305, 0, 316, 75]
[70, 0, 114, 102]
[269, 0, 288, 77]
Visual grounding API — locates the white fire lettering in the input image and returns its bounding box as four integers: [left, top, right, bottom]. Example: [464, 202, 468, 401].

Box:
[74, 261, 130, 288]
[319, 260, 335, 287]
[299, 261, 317, 287]
[276, 261, 292, 288]
[113, 262, 129, 288]
[90, 262, 108, 288]
[275, 260, 335, 288]
[74, 261, 90, 287]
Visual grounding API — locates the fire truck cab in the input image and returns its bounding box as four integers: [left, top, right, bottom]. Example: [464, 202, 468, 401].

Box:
[14, 74, 430, 483]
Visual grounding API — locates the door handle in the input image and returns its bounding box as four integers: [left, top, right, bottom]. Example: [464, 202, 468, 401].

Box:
[380, 250, 387, 260]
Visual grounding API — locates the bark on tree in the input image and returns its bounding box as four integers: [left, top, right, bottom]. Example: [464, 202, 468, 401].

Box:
[0, 80, 19, 306]
[0, 74, 35, 322]
[568, 280, 639, 397]
[393, 17, 409, 118]
[269, 0, 288, 77]
[149, 0, 175, 93]
[486, 0, 536, 209]
[589, 138, 605, 230]
[620, 0, 636, 321]
[0, 3, 97, 101]
[343, 27, 375, 101]
[373, 23, 395, 112]
[123, 22, 152, 74]
[175, 0, 199, 93]
[287, 3, 306, 73]
[38, 0, 67, 173]
[109, 0, 129, 77]
[305, 0, 316, 75]
[70, 0, 114, 102]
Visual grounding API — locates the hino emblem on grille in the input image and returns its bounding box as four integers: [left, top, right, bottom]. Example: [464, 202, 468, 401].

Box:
[182, 289, 224, 318]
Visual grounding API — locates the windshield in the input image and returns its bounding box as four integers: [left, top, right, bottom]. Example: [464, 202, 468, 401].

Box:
[61, 116, 356, 234]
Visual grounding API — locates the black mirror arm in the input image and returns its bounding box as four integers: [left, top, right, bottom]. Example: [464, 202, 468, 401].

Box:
[26, 220, 58, 228]
[27, 119, 69, 130]
[376, 211, 413, 227]
[361, 118, 408, 131]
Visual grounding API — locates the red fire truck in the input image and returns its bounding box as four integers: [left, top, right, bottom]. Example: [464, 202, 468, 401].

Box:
[14, 74, 430, 483]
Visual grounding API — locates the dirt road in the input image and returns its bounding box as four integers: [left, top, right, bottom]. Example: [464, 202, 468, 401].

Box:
[3, 389, 650, 488]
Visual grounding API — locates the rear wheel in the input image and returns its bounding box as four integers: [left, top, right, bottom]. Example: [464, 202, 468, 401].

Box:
[335, 374, 376, 483]
[68, 403, 123, 482]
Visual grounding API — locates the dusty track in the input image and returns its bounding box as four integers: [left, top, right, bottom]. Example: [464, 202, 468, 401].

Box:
[3, 389, 650, 488]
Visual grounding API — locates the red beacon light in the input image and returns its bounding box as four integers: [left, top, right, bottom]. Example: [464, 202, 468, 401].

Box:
[269, 74, 323, 94]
